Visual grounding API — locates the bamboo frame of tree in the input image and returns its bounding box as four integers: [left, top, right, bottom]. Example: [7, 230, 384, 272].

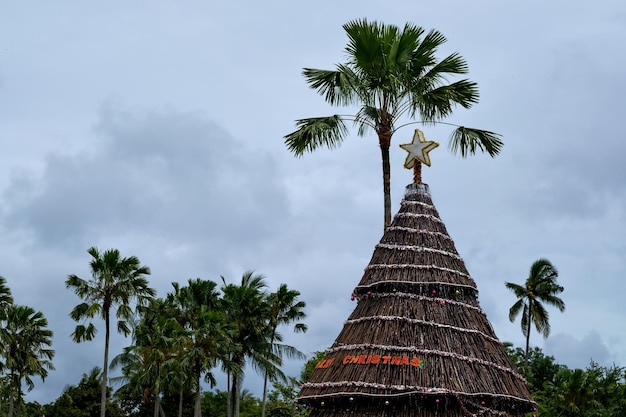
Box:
[297, 184, 535, 416]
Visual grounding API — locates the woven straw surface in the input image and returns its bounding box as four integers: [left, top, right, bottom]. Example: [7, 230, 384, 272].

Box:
[297, 184, 535, 417]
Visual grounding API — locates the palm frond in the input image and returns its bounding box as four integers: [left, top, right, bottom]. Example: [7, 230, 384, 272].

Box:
[303, 67, 358, 106]
[505, 282, 526, 298]
[532, 302, 551, 338]
[448, 126, 503, 157]
[284, 116, 349, 156]
[541, 293, 566, 312]
[414, 28, 447, 61]
[416, 79, 479, 120]
[508, 298, 525, 323]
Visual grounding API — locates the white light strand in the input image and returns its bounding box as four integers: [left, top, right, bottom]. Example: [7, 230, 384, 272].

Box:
[299, 382, 533, 404]
[362, 292, 484, 313]
[376, 244, 464, 261]
[366, 264, 472, 279]
[355, 280, 477, 291]
[393, 212, 443, 224]
[385, 226, 453, 242]
[344, 316, 501, 344]
[324, 344, 525, 381]
[400, 200, 435, 210]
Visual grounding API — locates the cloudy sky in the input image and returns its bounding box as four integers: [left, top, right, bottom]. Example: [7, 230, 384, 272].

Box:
[1, 0, 625, 404]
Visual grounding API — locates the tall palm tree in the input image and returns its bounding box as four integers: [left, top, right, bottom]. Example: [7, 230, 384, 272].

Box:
[168, 278, 228, 417]
[260, 284, 307, 417]
[0, 276, 14, 384]
[220, 271, 281, 417]
[0, 277, 12, 311]
[505, 258, 565, 366]
[284, 18, 502, 228]
[112, 298, 179, 417]
[66, 246, 155, 417]
[0, 304, 54, 417]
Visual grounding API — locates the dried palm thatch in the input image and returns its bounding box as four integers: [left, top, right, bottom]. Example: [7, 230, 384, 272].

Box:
[297, 183, 536, 417]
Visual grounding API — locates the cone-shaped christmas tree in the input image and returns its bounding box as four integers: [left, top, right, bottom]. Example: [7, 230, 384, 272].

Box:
[297, 130, 535, 416]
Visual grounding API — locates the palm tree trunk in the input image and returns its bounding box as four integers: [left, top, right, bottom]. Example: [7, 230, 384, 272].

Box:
[154, 391, 160, 417]
[194, 368, 202, 417]
[261, 370, 269, 417]
[7, 382, 14, 417]
[8, 372, 20, 417]
[16, 374, 23, 417]
[234, 375, 241, 417]
[154, 364, 162, 417]
[261, 331, 277, 417]
[524, 303, 532, 368]
[178, 386, 184, 417]
[101, 311, 110, 417]
[379, 131, 392, 229]
[226, 371, 232, 417]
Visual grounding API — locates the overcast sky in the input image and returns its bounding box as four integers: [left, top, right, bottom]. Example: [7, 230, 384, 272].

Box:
[1, 0, 625, 404]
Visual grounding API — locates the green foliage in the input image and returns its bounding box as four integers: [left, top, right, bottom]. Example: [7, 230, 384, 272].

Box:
[300, 351, 326, 383]
[266, 381, 310, 417]
[107, 274, 308, 417]
[261, 284, 307, 417]
[504, 344, 565, 391]
[0, 304, 55, 417]
[220, 271, 280, 417]
[506, 345, 626, 417]
[0, 276, 14, 310]
[43, 368, 125, 417]
[202, 389, 261, 417]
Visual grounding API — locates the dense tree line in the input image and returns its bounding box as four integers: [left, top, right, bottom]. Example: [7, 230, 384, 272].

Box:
[506, 345, 626, 417]
[9, 344, 626, 417]
[1, 247, 308, 417]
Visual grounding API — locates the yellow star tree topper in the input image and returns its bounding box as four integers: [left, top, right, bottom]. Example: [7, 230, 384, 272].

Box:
[400, 129, 439, 168]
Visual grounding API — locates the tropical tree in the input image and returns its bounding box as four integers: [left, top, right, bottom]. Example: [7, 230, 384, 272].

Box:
[43, 367, 125, 417]
[220, 271, 281, 417]
[260, 284, 307, 417]
[168, 278, 229, 417]
[202, 389, 262, 417]
[0, 276, 12, 311]
[66, 246, 155, 417]
[284, 18, 502, 227]
[0, 276, 14, 387]
[504, 344, 564, 392]
[505, 258, 565, 366]
[112, 298, 179, 417]
[0, 304, 54, 417]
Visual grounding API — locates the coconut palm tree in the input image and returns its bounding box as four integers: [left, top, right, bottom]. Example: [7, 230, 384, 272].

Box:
[260, 284, 307, 417]
[66, 246, 155, 417]
[284, 18, 502, 228]
[112, 298, 179, 417]
[220, 272, 283, 417]
[0, 277, 12, 311]
[505, 258, 565, 366]
[168, 278, 229, 417]
[0, 304, 54, 417]
[0, 276, 14, 384]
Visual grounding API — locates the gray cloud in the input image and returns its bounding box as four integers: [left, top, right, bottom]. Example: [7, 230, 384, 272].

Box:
[2, 104, 289, 255]
[544, 332, 613, 369]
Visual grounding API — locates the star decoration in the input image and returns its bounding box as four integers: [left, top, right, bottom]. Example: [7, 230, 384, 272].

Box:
[399, 129, 439, 168]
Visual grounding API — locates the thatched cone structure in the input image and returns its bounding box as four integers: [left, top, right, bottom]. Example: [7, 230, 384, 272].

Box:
[297, 183, 536, 417]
